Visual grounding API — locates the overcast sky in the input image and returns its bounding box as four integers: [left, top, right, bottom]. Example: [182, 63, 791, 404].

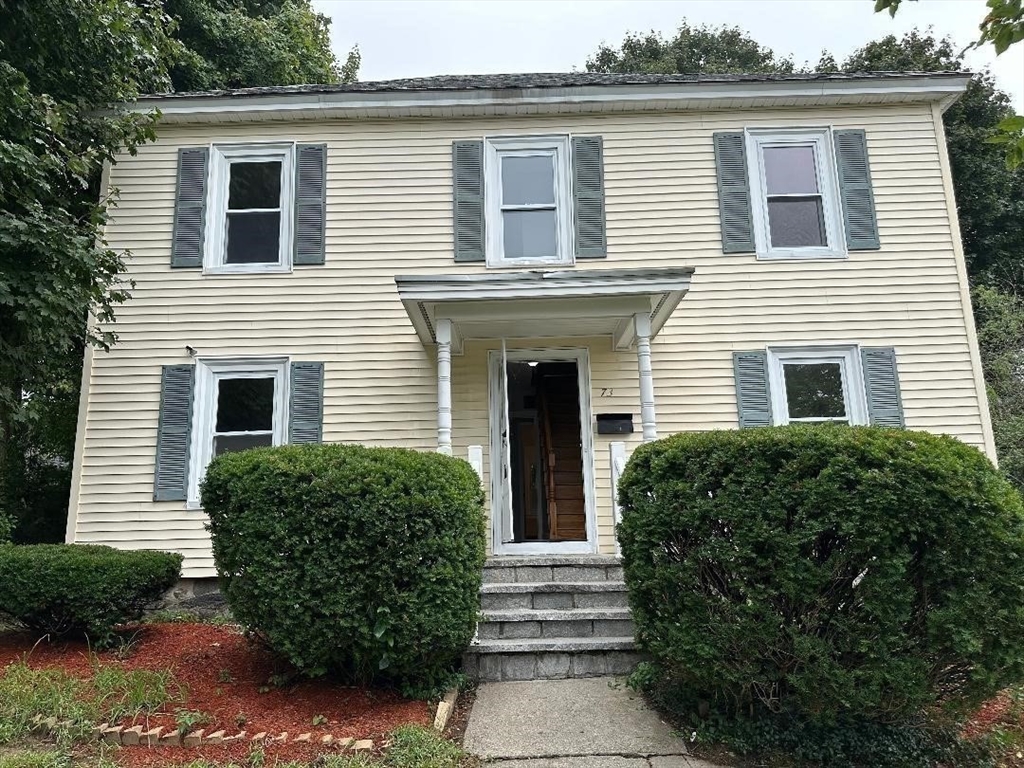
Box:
[312, 0, 1023, 111]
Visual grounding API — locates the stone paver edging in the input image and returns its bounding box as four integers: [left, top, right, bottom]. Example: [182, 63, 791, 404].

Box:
[433, 687, 459, 732]
[31, 715, 374, 751]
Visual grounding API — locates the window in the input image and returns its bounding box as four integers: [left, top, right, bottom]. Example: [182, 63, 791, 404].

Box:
[767, 346, 867, 425]
[485, 136, 572, 267]
[206, 144, 294, 273]
[188, 358, 288, 505]
[747, 129, 844, 260]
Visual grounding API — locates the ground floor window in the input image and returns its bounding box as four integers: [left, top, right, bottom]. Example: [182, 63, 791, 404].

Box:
[187, 358, 288, 505]
[767, 345, 868, 425]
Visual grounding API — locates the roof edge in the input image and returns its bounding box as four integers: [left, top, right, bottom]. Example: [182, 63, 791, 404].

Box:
[137, 73, 972, 124]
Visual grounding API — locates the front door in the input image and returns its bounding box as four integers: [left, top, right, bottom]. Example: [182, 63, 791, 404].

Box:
[489, 347, 596, 555]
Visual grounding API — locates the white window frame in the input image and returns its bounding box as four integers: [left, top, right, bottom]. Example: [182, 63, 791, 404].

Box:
[484, 135, 573, 268]
[746, 128, 846, 261]
[205, 143, 294, 274]
[767, 345, 868, 426]
[187, 357, 289, 507]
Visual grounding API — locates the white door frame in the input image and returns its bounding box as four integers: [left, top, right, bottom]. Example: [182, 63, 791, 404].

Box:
[488, 346, 598, 555]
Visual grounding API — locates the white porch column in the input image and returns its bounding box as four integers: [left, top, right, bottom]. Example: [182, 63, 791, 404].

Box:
[634, 312, 658, 442]
[436, 318, 453, 455]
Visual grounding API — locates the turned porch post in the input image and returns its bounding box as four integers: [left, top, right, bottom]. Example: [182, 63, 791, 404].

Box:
[634, 312, 658, 442]
[436, 318, 453, 455]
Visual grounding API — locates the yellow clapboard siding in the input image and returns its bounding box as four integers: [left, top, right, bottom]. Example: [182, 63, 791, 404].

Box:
[69, 102, 991, 576]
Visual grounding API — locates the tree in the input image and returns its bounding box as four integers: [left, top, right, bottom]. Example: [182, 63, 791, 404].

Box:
[0, 0, 353, 543]
[875, 0, 1024, 168]
[974, 285, 1024, 491]
[586, 22, 794, 75]
[0, 0, 173, 540]
[165, 0, 357, 91]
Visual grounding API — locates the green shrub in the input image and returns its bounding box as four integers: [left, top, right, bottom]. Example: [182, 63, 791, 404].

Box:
[618, 426, 1024, 734]
[0, 511, 12, 544]
[202, 444, 486, 695]
[0, 544, 182, 646]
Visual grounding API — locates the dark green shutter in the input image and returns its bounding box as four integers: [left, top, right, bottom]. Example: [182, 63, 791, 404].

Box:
[289, 362, 324, 443]
[861, 347, 904, 427]
[294, 144, 327, 265]
[154, 365, 195, 501]
[713, 133, 755, 253]
[452, 141, 485, 262]
[171, 148, 209, 268]
[572, 135, 607, 258]
[834, 129, 880, 250]
[733, 351, 772, 428]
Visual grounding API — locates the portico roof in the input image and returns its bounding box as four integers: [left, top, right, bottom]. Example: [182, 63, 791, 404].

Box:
[395, 267, 694, 353]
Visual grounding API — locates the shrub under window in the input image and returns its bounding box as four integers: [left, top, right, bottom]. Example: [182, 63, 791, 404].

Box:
[617, 426, 1024, 732]
[0, 544, 182, 646]
[202, 444, 486, 695]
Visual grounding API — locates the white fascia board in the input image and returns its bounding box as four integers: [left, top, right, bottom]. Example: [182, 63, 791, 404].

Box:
[396, 267, 694, 350]
[139, 76, 971, 123]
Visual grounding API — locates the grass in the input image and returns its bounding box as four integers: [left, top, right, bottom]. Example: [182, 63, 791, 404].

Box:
[0, 659, 183, 747]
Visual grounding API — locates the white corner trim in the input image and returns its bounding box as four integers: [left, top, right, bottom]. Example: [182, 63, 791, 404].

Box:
[930, 103, 998, 462]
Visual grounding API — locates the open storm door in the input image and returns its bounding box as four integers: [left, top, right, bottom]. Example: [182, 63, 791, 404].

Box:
[495, 339, 512, 544]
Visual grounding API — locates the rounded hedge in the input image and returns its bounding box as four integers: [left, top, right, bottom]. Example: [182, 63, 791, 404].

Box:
[202, 443, 487, 694]
[0, 544, 182, 646]
[617, 426, 1024, 725]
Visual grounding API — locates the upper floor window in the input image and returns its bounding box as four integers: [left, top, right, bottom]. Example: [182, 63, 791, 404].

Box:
[746, 129, 845, 260]
[767, 345, 867, 425]
[206, 144, 294, 273]
[484, 136, 573, 267]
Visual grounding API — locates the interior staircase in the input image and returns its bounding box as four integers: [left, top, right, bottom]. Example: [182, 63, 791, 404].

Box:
[463, 555, 640, 682]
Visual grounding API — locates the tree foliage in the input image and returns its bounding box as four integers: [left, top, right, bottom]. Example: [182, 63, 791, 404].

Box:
[0, 0, 350, 542]
[587, 22, 794, 75]
[165, 0, 355, 91]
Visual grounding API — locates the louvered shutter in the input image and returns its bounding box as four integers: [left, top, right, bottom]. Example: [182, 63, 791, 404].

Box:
[452, 141, 485, 262]
[289, 362, 324, 444]
[294, 144, 327, 265]
[733, 351, 772, 428]
[154, 365, 195, 501]
[834, 129, 880, 250]
[861, 347, 904, 427]
[572, 135, 607, 258]
[171, 148, 209, 268]
[713, 133, 755, 253]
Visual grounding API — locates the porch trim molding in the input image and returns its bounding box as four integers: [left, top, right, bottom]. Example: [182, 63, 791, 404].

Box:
[396, 266, 694, 354]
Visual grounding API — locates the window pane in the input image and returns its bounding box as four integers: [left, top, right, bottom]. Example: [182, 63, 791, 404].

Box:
[228, 161, 281, 210]
[226, 211, 281, 263]
[768, 198, 826, 248]
[214, 432, 274, 456]
[784, 363, 847, 419]
[501, 155, 555, 206]
[503, 209, 557, 259]
[763, 146, 818, 195]
[216, 377, 275, 432]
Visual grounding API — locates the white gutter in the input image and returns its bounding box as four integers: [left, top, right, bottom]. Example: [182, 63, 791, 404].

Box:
[135, 75, 971, 123]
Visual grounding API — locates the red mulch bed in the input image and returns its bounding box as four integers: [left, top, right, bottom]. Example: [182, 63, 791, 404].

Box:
[0, 622, 432, 767]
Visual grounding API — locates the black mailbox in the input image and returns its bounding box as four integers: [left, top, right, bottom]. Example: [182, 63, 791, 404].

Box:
[596, 413, 634, 435]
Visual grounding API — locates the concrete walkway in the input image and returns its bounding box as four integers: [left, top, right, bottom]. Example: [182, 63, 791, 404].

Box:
[463, 678, 728, 767]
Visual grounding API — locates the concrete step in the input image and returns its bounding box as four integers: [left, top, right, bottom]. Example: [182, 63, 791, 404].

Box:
[482, 555, 623, 586]
[480, 581, 629, 611]
[477, 607, 634, 641]
[463, 638, 641, 681]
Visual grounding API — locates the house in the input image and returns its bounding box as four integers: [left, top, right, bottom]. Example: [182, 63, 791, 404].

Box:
[65, 72, 994, 680]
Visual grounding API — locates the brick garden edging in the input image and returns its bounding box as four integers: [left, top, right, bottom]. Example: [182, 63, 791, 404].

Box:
[31, 715, 374, 751]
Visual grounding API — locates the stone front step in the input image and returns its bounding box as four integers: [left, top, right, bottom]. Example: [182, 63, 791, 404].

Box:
[480, 581, 629, 611]
[477, 607, 634, 640]
[483, 554, 623, 585]
[463, 638, 640, 682]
